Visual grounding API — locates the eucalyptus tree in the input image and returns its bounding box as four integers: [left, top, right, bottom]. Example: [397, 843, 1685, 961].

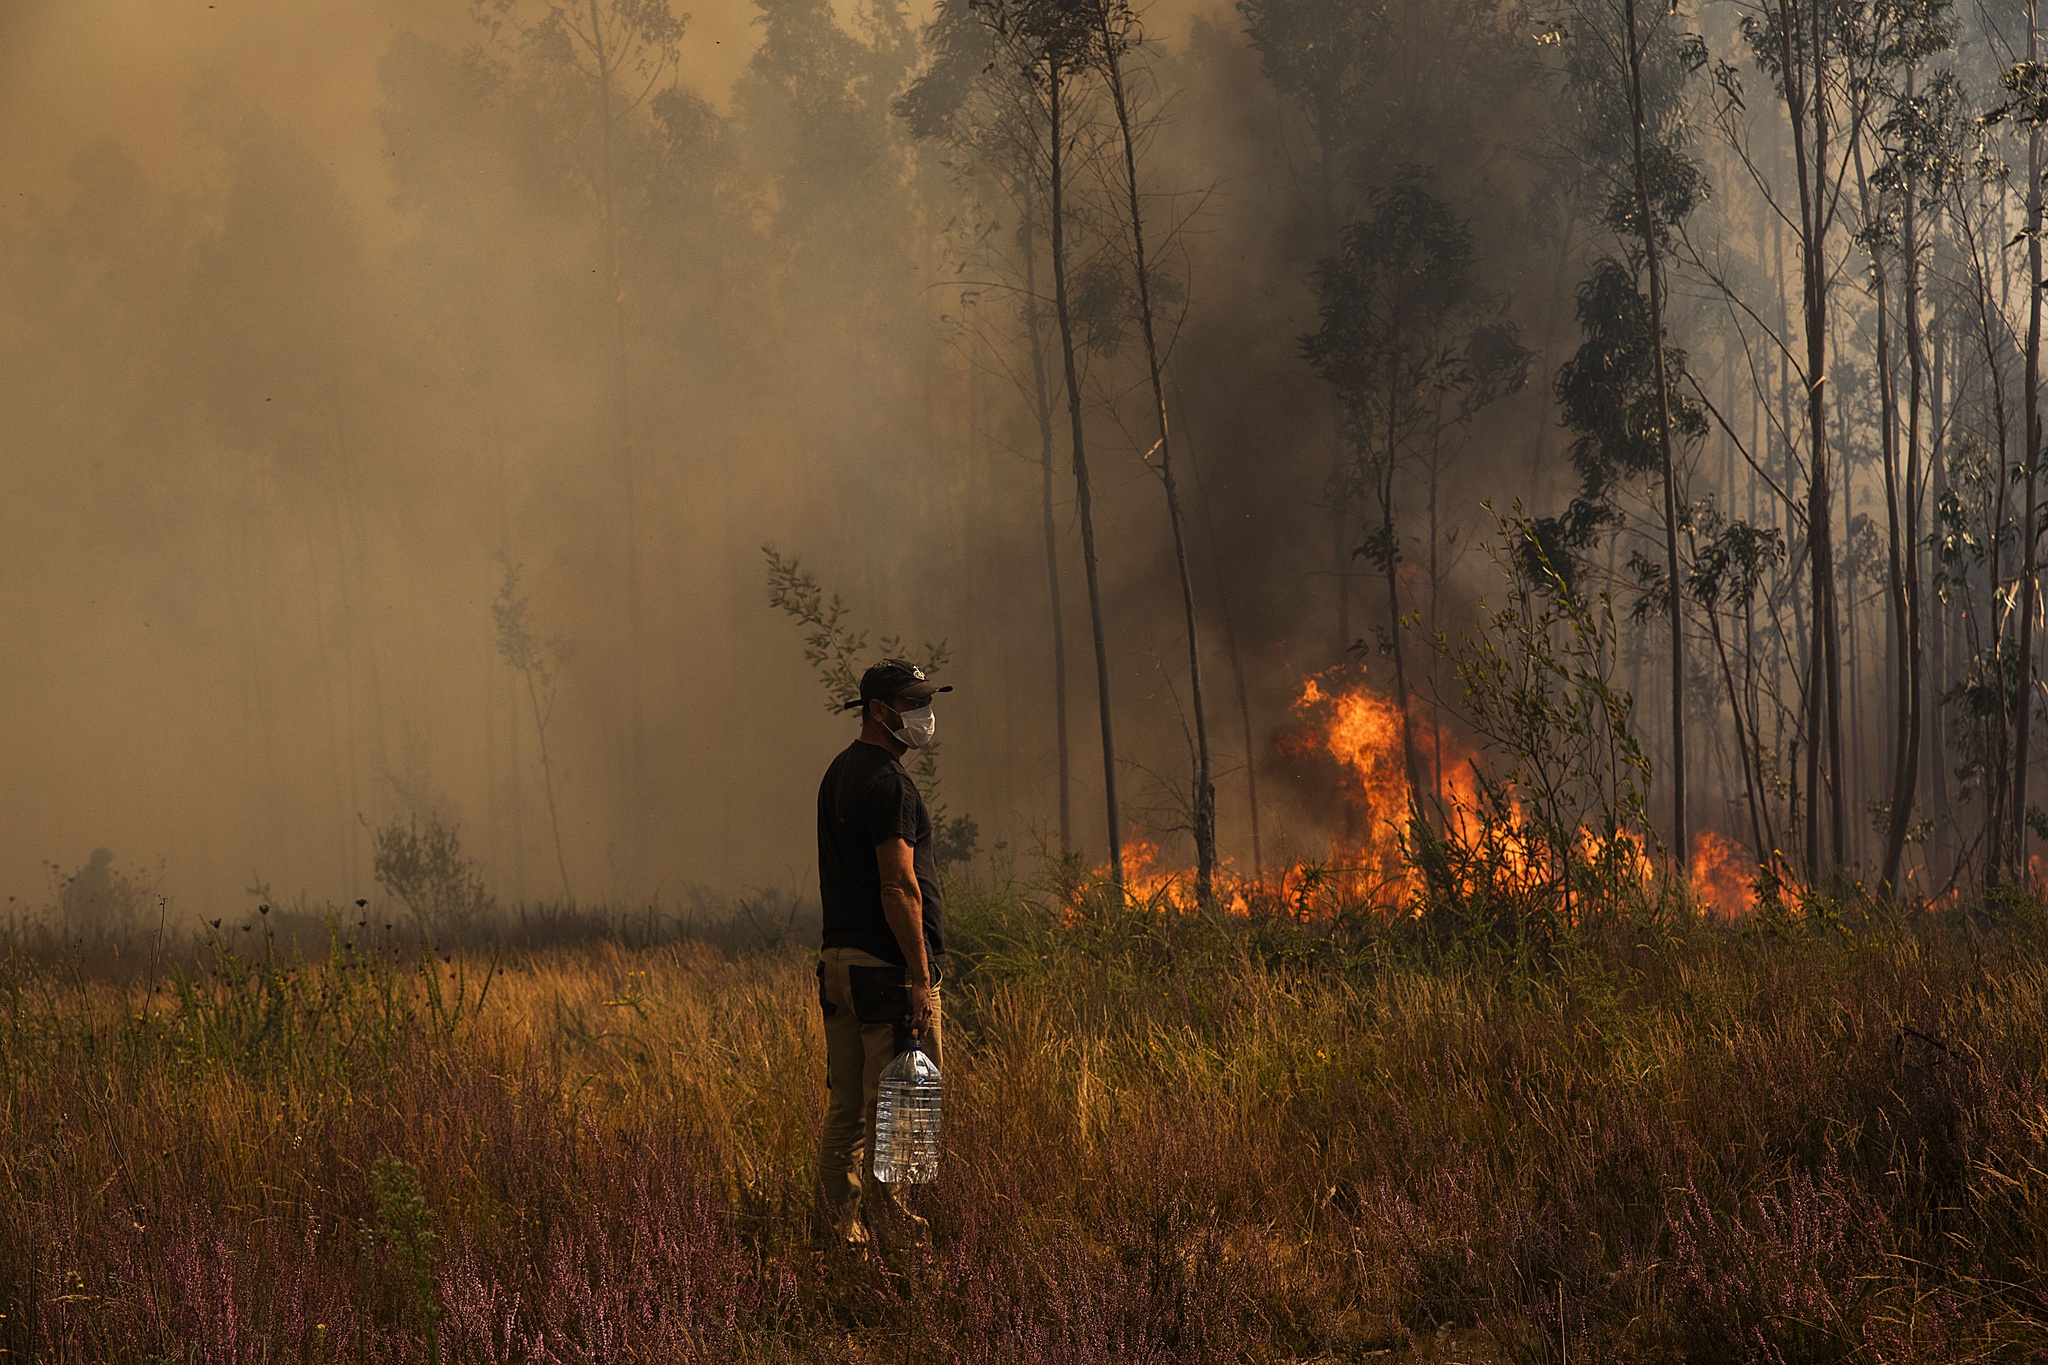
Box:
[1238, 0, 1374, 655]
[1243, 0, 1539, 662]
[1885, 68, 1976, 881]
[1540, 0, 1708, 868]
[1985, 17, 2048, 876]
[1303, 176, 1529, 818]
[1088, 0, 1219, 905]
[1686, 505, 1788, 861]
[1700, 0, 1938, 876]
[1718, 2, 1837, 874]
[973, 0, 1129, 888]
[899, 0, 1077, 854]
[1625, 0, 1696, 869]
[736, 0, 923, 316]
[1848, 0, 1955, 892]
[1663, 0, 2012, 884]
[1930, 152, 2027, 879]
[1874, 21, 2036, 885]
[2016, 10, 2045, 879]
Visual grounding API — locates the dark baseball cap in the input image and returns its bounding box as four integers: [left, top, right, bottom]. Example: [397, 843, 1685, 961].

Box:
[844, 657, 953, 710]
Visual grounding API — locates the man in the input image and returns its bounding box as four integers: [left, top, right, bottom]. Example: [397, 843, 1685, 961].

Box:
[814, 657, 951, 1249]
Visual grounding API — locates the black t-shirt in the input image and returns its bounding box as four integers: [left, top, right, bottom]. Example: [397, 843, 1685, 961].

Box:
[817, 739, 945, 970]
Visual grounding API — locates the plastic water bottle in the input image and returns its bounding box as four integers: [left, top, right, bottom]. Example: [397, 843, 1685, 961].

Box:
[872, 1037, 942, 1184]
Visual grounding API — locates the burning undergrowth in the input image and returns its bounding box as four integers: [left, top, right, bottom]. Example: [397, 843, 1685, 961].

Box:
[1075, 528, 1770, 927]
[1284, 671, 1761, 919]
[1075, 665, 1762, 928]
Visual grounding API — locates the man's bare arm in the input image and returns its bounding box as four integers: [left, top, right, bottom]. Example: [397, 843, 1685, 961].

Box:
[876, 837, 935, 1031]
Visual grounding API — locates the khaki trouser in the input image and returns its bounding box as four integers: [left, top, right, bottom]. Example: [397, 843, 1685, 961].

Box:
[815, 946, 944, 1245]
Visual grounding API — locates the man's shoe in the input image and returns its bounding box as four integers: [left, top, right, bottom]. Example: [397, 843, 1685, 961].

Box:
[866, 1200, 930, 1252]
[817, 1201, 870, 1252]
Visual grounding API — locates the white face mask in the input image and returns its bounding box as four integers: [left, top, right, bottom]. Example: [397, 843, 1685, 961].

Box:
[887, 702, 936, 749]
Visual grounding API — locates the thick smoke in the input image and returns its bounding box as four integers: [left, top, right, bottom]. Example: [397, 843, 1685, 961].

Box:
[0, 0, 1569, 917]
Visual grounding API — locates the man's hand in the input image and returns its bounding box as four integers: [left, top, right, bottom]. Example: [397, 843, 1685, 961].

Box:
[906, 978, 936, 1035]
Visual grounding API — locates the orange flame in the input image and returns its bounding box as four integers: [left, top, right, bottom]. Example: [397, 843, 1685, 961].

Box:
[1071, 670, 1776, 921]
[1689, 830, 1759, 917]
[1284, 674, 1421, 897]
[1118, 838, 1175, 903]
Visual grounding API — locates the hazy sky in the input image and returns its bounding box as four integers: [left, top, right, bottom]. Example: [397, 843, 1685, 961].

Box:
[0, 0, 766, 240]
[0, 0, 1217, 234]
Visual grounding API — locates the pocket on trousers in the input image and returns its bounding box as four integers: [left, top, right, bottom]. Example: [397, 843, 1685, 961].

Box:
[846, 964, 910, 1027]
[816, 960, 838, 1018]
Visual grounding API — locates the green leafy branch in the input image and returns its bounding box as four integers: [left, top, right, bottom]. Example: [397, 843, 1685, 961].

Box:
[762, 545, 979, 867]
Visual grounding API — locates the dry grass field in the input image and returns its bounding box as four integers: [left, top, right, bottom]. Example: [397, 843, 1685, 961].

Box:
[2, 880, 2045, 1363]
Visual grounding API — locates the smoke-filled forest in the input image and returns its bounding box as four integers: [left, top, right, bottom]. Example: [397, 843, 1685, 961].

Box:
[7, 0, 2048, 1361]
[16, 0, 2048, 917]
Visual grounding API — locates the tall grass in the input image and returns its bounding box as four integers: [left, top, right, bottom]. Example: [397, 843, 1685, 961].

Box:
[2, 881, 2044, 1362]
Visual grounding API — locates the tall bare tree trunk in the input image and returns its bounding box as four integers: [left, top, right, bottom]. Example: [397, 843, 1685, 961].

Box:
[1772, 196, 1810, 865]
[1972, 217, 2016, 880]
[1854, 139, 1919, 893]
[2013, 2, 2044, 876]
[1624, 0, 1688, 870]
[1881, 245, 1922, 892]
[1704, 591, 1772, 860]
[1381, 353, 1423, 814]
[1427, 436, 1444, 801]
[1020, 179, 1073, 854]
[1098, 27, 1216, 905]
[1174, 382, 1265, 879]
[1929, 309, 1951, 875]
[1886, 73, 1929, 892]
[1046, 59, 1124, 888]
[1777, 0, 1845, 876]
